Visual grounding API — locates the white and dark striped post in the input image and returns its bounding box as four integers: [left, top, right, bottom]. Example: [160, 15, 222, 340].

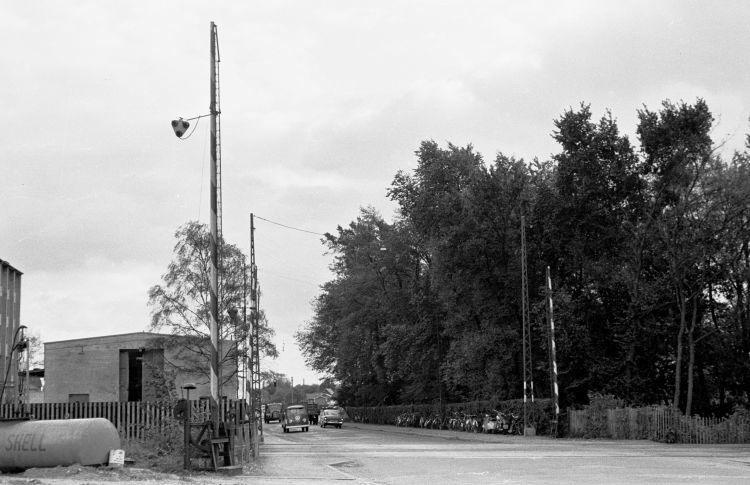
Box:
[546, 266, 560, 436]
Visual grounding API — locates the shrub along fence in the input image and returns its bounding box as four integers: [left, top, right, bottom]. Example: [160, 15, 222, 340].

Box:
[345, 398, 556, 435]
[568, 405, 750, 444]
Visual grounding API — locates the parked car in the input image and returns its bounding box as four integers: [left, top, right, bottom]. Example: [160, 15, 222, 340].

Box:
[319, 408, 343, 428]
[281, 404, 309, 433]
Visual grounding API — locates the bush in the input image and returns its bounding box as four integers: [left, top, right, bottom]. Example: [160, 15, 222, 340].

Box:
[123, 402, 186, 473]
[582, 393, 625, 439]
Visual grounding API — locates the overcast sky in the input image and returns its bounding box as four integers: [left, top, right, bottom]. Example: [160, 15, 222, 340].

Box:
[2, 1, 749, 386]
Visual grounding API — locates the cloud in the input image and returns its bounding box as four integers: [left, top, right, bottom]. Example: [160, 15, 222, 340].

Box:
[3, 1, 750, 387]
[23, 258, 160, 343]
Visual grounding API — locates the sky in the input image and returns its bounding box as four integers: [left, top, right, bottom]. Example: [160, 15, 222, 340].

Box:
[2, 1, 749, 387]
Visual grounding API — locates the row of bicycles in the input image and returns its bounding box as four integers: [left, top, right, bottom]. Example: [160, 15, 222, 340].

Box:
[394, 410, 522, 434]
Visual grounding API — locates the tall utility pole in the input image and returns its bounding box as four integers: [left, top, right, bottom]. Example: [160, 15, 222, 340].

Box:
[249, 213, 263, 452]
[208, 21, 222, 431]
[240, 262, 248, 401]
[171, 22, 223, 436]
[520, 216, 534, 435]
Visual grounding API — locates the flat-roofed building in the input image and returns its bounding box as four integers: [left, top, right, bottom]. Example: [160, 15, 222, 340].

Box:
[0, 259, 23, 405]
[44, 332, 237, 403]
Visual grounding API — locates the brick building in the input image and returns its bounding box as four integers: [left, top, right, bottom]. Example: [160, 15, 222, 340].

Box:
[0, 259, 23, 405]
[44, 332, 238, 403]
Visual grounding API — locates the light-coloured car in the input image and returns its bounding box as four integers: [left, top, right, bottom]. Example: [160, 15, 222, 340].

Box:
[319, 408, 343, 428]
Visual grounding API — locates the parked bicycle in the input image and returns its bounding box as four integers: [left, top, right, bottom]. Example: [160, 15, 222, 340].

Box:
[394, 409, 526, 435]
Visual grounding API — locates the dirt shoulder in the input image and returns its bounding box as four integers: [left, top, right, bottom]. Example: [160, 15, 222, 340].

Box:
[0, 462, 265, 485]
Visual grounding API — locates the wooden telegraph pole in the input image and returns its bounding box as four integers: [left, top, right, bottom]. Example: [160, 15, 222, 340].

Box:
[209, 21, 222, 433]
[249, 213, 263, 454]
[170, 22, 229, 468]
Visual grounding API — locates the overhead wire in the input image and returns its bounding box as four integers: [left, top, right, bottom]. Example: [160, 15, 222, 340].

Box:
[253, 215, 327, 236]
[253, 215, 330, 287]
[260, 269, 321, 288]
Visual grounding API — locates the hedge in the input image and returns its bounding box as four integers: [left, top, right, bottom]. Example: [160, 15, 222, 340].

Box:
[344, 398, 556, 435]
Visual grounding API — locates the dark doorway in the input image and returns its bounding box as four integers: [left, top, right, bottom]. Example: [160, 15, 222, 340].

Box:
[119, 348, 165, 402]
[119, 349, 144, 402]
[128, 349, 144, 401]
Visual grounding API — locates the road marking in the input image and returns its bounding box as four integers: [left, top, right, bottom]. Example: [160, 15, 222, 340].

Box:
[326, 463, 375, 484]
[237, 476, 356, 481]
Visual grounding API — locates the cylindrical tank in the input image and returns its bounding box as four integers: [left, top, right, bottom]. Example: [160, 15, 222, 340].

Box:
[0, 418, 121, 472]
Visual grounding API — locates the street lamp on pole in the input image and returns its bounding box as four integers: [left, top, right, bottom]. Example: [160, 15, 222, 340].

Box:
[171, 21, 223, 436]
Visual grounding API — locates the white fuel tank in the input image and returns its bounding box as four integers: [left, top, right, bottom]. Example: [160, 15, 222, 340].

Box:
[0, 418, 120, 472]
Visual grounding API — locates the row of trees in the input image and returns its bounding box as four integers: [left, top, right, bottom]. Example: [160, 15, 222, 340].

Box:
[261, 379, 329, 405]
[297, 99, 750, 416]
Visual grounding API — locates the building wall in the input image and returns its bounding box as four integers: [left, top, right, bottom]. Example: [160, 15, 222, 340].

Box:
[45, 333, 151, 402]
[0, 259, 22, 405]
[44, 332, 238, 403]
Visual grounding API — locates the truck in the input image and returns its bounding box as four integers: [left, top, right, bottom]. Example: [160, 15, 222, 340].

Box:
[265, 402, 282, 423]
[306, 400, 320, 425]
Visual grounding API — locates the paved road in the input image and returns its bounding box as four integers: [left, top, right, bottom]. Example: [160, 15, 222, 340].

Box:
[241, 421, 750, 484]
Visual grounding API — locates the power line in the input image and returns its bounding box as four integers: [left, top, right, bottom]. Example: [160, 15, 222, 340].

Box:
[254, 215, 326, 236]
[260, 268, 322, 288]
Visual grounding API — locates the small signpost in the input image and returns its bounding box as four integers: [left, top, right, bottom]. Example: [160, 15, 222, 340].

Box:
[108, 449, 125, 468]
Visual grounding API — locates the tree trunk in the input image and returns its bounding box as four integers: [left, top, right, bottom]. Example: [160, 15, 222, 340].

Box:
[740, 241, 750, 400]
[624, 228, 646, 388]
[685, 296, 698, 416]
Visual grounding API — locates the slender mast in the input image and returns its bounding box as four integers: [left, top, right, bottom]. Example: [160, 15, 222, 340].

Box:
[250, 213, 263, 451]
[209, 21, 221, 429]
[546, 266, 560, 436]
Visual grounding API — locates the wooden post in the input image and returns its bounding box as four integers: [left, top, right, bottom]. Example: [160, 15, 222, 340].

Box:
[546, 266, 560, 436]
[209, 20, 222, 435]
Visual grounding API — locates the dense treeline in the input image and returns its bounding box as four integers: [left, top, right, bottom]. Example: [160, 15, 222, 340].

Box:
[296, 99, 750, 416]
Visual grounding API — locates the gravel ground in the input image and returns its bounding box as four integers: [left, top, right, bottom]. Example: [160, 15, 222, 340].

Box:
[0, 463, 263, 485]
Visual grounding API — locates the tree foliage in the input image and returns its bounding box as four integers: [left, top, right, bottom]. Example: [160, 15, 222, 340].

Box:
[148, 221, 278, 391]
[297, 100, 750, 415]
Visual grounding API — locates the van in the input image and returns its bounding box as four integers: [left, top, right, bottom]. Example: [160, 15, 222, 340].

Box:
[281, 404, 309, 433]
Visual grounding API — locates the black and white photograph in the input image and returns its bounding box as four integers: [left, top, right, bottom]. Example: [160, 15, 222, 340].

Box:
[1, 1, 749, 483]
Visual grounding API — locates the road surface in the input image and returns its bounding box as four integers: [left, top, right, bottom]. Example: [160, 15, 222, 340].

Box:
[3, 421, 748, 484]
[247, 420, 750, 484]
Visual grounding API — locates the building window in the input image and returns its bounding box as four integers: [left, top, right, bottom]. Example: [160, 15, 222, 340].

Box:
[69, 393, 89, 403]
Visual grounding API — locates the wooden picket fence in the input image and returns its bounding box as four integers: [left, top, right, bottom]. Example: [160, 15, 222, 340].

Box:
[0, 399, 252, 451]
[569, 405, 750, 444]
